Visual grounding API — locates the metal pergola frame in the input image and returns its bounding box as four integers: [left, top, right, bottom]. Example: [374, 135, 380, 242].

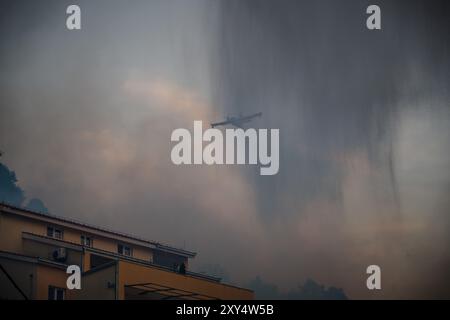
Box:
[124, 282, 219, 300]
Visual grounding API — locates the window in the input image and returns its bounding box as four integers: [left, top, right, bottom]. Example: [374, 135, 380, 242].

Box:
[80, 235, 93, 247]
[118, 244, 132, 257]
[47, 226, 63, 240]
[48, 286, 65, 300]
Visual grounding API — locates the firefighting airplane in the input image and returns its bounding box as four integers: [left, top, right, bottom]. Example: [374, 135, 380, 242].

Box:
[210, 112, 262, 129]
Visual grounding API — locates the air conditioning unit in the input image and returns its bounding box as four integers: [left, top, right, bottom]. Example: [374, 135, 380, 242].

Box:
[52, 248, 67, 262]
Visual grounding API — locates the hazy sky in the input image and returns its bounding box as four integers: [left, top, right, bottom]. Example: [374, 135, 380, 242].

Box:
[0, 0, 449, 299]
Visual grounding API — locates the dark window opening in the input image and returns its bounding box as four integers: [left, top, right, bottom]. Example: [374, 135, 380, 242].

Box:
[81, 235, 93, 247]
[118, 244, 132, 257]
[48, 286, 65, 300]
[90, 254, 114, 269]
[47, 226, 63, 240]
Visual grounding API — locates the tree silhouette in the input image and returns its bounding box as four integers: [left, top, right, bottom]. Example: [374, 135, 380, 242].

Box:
[0, 162, 25, 206]
[0, 161, 49, 213]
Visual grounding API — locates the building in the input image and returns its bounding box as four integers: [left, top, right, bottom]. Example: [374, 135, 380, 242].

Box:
[0, 203, 253, 300]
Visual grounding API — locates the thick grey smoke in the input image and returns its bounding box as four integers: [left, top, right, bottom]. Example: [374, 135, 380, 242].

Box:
[0, 0, 449, 298]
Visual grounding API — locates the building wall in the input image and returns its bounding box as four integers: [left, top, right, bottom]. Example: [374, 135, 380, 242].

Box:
[0, 257, 36, 299]
[75, 263, 117, 300]
[22, 238, 83, 267]
[0, 213, 44, 254]
[92, 236, 152, 262]
[0, 206, 253, 300]
[36, 264, 76, 300]
[0, 210, 153, 264]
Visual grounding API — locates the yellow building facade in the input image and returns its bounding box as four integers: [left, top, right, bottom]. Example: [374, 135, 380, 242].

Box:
[0, 203, 253, 300]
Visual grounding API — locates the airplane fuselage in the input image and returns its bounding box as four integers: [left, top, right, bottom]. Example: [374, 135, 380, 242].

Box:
[211, 112, 262, 128]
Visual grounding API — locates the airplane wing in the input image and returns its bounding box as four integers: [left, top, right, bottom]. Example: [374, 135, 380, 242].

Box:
[211, 112, 261, 128]
[211, 120, 231, 128]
